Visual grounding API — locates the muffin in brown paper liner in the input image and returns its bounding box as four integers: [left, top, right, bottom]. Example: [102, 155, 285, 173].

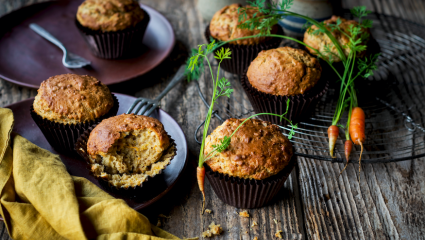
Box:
[75, 9, 150, 59]
[75, 126, 176, 197]
[205, 154, 296, 209]
[30, 94, 119, 154]
[205, 24, 284, 75]
[241, 70, 329, 126]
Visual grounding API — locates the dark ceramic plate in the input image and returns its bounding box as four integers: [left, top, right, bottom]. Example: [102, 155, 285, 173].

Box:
[0, 0, 175, 88]
[4, 93, 188, 210]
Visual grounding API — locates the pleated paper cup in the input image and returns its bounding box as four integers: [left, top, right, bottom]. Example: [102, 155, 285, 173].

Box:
[205, 24, 284, 75]
[75, 9, 150, 59]
[75, 127, 176, 197]
[205, 155, 296, 209]
[241, 70, 329, 126]
[31, 94, 119, 155]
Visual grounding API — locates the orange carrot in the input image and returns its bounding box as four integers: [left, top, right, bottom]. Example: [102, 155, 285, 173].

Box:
[197, 166, 206, 214]
[327, 125, 339, 158]
[349, 107, 366, 181]
[339, 140, 352, 176]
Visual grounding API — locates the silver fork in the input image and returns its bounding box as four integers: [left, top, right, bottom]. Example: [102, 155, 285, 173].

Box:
[29, 23, 91, 68]
[127, 65, 186, 116]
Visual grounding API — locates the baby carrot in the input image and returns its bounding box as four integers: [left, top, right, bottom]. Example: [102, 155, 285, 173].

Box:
[197, 166, 206, 214]
[327, 125, 339, 158]
[349, 107, 366, 181]
[339, 140, 353, 176]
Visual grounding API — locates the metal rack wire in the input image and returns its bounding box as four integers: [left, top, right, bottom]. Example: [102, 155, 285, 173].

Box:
[194, 12, 425, 163]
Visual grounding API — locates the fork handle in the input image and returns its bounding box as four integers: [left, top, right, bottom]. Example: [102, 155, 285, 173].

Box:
[29, 23, 66, 52]
[154, 65, 187, 101]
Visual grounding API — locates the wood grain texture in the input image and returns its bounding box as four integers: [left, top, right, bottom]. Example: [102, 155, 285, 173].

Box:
[0, 0, 424, 240]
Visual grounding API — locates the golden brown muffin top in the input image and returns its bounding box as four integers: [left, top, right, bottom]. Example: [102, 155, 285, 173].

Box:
[76, 0, 144, 32]
[209, 4, 267, 45]
[33, 74, 114, 124]
[247, 47, 322, 96]
[87, 114, 170, 155]
[303, 16, 370, 62]
[204, 118, 293, 180]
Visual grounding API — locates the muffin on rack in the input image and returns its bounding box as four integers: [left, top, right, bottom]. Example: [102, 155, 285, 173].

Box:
[31, 73, 118, 153]
[82, 114, 176, 189]
[75, 0, 150, 59]
[203, 118, 294, 208]
[303, 16, 371, 63]
[205, 4, 283, 74]
[241, 46, 328, 125]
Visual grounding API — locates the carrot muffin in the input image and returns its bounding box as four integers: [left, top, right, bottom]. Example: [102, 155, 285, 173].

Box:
[247, 47, 322, 96]
[33, 74, 114, 124]
[31, 74, 118, 153]
[85, 114, 176, 188]
[204, 118, 293, 180]
[77, 0, 145, 32]
[204, 118, 295, 208]
[205, 4, 283, 74]
[210, 4, 268, 45]
[303, 16, 370, 62]
[241, 46, 327, 125]
[75, 0, 150, 59]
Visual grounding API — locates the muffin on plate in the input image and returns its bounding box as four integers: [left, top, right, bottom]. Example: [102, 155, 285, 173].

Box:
[75, 0, 150, 59]
[204, 118, 294, 208]
[205, 4, 283, 74]
[76, 114, 176, 189]
[31, 73, 118, 153]
[241, 46, 328, 125]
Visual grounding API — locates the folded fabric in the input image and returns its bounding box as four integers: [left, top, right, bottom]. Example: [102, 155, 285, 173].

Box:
[0, 108, 197, 240]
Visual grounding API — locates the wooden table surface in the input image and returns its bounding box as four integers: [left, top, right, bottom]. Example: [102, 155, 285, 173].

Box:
[1, 0, 425, 239]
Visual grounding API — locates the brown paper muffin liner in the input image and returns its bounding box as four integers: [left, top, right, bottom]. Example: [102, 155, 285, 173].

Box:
[30, 94, 119, 155]
[75, 127, 176, 198]
[75, 9, 150, 59]
[205, 24, 284, 75]
[205, 154, 296, 209]
[241, 70, 329, 126]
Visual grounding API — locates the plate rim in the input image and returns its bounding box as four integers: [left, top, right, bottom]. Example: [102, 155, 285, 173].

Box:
[0, 1, 176, 89]
[3, 93, 188, 211]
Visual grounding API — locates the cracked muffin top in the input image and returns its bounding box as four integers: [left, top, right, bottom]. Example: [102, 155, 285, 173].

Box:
[209, 4, 274, 45]
[76, 0, 145, 32]
[247, 47, 322, 96]
[204, 118, 293, 180]
[303, 16, 370, 62]
[33, 74, 114, 124]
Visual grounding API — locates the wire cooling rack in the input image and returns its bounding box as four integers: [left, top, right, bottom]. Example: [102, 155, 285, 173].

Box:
[194, 12, 425, 163]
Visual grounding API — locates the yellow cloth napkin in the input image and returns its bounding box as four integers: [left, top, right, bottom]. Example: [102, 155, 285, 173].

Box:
[0, 108, 196, 240]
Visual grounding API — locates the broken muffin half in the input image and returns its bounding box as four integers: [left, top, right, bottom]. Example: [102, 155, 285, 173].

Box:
[85, 114, 176, 189]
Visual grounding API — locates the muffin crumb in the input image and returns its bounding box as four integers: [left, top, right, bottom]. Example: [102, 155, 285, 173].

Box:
[275, 230, 283, 239]
[202, 222, 223, 238]
[239, 210, 250, 218]
[251, 221, 258, 227]
[205, 209, 212, 214]
[253, 237, 258, 240]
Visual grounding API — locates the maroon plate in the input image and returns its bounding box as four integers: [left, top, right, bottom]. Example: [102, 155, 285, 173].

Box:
[0, 0, 175, 88]
[4, 93, 188, 210]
